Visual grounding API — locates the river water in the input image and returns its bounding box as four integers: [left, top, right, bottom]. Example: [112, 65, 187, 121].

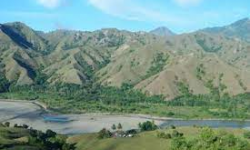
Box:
[160, 119, 250, 129]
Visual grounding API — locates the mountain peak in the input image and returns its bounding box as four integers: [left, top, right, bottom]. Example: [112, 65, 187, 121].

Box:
[231, 17, 250, 26]
[150, 26, 175, 37]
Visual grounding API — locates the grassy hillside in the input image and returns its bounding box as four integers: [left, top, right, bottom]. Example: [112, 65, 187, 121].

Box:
[0, 124, 73, 150]
[68, 127, 250, 150]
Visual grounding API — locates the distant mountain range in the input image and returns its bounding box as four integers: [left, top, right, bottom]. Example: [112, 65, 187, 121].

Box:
[1, 18, 250, 99]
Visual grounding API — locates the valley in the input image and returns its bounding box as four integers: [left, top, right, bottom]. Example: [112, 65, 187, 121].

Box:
[1, 18, 250, 149]
[2, 0, 250, 149]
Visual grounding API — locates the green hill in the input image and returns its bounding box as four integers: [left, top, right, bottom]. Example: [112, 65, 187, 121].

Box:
[68, 127, 250, 150]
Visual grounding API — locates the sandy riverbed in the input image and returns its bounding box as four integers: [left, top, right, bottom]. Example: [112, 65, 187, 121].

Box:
[0, 100, 163, 134]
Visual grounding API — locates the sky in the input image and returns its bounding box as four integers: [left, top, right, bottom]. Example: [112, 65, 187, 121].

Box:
[0, 0, 249, 33]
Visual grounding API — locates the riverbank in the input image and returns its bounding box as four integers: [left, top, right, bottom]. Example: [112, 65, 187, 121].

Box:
[1, 99, 250, 135]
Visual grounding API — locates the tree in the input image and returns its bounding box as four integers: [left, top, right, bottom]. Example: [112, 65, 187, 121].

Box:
[117, 123, 123, 130]
[121, 83, 133, 91]
[4, 122, 10, 127]
[22, 124, 29, 129]
[98, 128, 112, 139]
[46, 129, 56, 138]
[111, 124, 116, 130]
[0, 76, 9, 93]
[138, 121, 158, 132]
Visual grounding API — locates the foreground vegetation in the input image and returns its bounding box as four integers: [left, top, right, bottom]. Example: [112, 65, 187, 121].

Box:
[68, 125, 250, 150]
[0, 123, 74, 150]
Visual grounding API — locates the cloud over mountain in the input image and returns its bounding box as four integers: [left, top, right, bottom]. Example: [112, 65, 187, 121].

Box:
[173, 0, 203, 7]
[37, 0, 63, 9]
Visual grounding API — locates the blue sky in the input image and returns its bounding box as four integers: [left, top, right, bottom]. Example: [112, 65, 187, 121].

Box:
[0, 0, 249, 33]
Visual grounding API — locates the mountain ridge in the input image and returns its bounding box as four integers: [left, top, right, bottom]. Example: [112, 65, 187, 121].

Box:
[1, 18, 250, 100]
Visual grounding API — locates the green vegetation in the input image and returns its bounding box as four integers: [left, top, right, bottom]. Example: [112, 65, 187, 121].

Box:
[0, 76, 10, 93]
[111, 124, 117, 131]
[168, 92, 250, 119]
[97, 128, 112, 139]
[143, 52, 169, 79]
[117, 123, 123, 130]
[170, 127, 250, 150]
[176, 81, 192, 96]
[196, 37, 222, 52]
[68, 127, 250, 150]
[157, 131, 172, 139]
[138, 121, 158, 132]
[0, 82, 164, 114]
[235, 74, 248, 91]
[0, 123, 74, 150]
[195, 64, 206, 80]
[243, 131, 250, 139]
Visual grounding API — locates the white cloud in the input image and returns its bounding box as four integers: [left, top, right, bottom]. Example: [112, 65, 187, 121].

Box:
[37, 0, 62, 9]
[173, 0, 202, 7]
[88, 0, 189, 24]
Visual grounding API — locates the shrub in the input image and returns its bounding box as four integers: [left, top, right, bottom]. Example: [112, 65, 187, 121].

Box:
[170, 136, 188, 150]
[167, 112, 175, 117]
[243, 131, 250, 139]
[170, 125, 176, 129]
[157, 131, 172, 139]
[171, 130, 183, 138]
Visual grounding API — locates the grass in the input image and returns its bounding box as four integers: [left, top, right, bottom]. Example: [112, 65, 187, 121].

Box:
[68, 127, 249, 150]
[0, 126, 30, 149]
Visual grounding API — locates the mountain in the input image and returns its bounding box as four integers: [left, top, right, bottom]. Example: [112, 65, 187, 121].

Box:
[1, 18, 250, 100]
[150, 26, 175, 37]
[202, 18, 250, 41]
